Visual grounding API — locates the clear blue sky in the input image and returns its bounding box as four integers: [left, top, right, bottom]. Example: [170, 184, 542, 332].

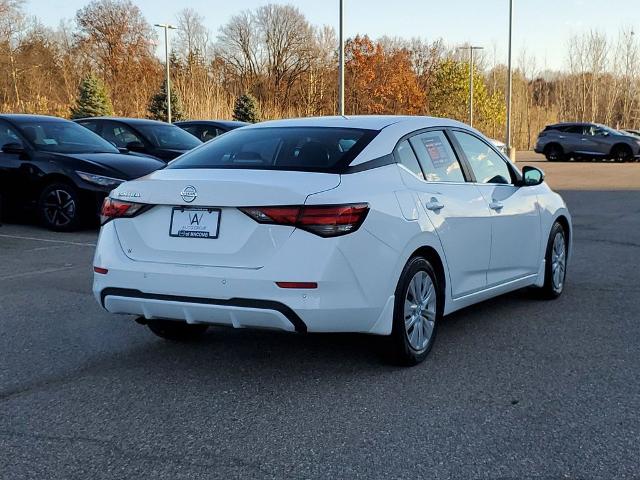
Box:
[27, 0, 640, 71]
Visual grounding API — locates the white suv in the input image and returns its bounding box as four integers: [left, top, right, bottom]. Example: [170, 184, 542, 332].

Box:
[93, 116, 571, 365]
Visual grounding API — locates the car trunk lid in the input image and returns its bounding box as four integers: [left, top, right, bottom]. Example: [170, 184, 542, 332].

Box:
[111, 169, 340, 269]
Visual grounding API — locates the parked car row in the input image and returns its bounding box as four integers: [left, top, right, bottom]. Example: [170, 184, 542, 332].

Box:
[0, 114, 246, 230]
[534, 122, 640, 162]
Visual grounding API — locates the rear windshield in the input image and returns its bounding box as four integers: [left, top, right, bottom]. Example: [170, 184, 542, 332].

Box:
[167, 127, 378, 172]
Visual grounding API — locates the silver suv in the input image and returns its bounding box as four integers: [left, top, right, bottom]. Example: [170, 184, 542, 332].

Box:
[534, 122, 640, 162]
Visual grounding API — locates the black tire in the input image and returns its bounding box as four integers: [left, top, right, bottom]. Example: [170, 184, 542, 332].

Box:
[538, 222, 568, 299]
[388, 256, 442, 366]
[38, 182, 81, 231]
[611, 144, 632, 162]
[147, 320, 209, 341]
[544, 144, 565, 162]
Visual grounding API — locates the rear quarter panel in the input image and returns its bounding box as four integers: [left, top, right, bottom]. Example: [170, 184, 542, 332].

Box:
[306, 164, 452, 313]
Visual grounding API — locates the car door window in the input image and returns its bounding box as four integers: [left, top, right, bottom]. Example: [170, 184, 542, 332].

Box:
[77, 121, 100, 134]
[181, 125, 202, 138]
[201, 127, 220, 142]
[563, 125, 585, 134]
[409, 131, 465, 182]
[395, 140, 424, 179]
[590, 126, 609, 137]
[0, 123, 22, 149]
[452, 131, 513, 185]
[102, 122, 144, 148]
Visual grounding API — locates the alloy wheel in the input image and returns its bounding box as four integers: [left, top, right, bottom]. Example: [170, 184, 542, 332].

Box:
[43, 189, 76, 227]
[551, 231, 566, 292]
[404, 271, 437, 352]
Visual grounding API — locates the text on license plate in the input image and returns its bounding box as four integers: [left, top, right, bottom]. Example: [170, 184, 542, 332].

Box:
[170, 207, 220, 239]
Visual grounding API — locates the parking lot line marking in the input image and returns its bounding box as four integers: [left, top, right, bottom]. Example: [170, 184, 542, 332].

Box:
[0, 265, 78, 280]
[0, 233, 96, 247]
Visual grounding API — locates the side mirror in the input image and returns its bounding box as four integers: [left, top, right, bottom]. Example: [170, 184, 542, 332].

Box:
[117, 147, 130, 154]
[521, 166, 544, 186]
[1, 142, 25, 155]
[125, 141, 145, 152]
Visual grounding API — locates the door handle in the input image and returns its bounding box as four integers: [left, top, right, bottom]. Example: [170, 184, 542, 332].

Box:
[425, 197, 444, 212]
[489, 201, 504, 211]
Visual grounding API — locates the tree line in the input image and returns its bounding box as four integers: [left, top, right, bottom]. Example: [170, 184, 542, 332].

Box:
[1, 0, 639, 149]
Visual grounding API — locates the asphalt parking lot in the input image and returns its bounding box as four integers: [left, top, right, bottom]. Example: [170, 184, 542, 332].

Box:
[1, 154, 639, 479]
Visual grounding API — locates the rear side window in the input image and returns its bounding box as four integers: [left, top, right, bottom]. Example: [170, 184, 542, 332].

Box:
[168, 127, 377, 172]
[409, 131, 465, 182]
[77, 121, 100, 133]
[562, 125, 584, 134]
[395, 140, 423, 179]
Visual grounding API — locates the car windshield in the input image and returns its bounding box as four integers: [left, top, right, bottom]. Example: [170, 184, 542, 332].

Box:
[136, 124, 201, 150]
[167, 127, 377, 172]
[17, 120, 118, 154]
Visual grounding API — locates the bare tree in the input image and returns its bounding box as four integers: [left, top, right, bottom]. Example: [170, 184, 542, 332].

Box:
[216, 10, 261, 92]
[74, 0, 159, 115]
[616, 27, 639, 127]
[0, 0, 28, 107]
[175, 8, 210, 61]
[255, 4, 315, 110]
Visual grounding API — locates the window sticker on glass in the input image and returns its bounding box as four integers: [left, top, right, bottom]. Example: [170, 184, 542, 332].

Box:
[422, 135, 449, 169]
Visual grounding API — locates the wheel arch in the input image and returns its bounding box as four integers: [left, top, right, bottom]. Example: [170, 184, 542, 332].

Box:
[554, 214, 571, 255]
[609, 142, 632, 155]
[37, 173, 78, 191]
[544, 142, 564, 153]
[391, 238, 450, 315]
[409, 245, 446, 304]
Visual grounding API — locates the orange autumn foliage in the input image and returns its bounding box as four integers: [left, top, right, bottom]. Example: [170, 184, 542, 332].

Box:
[345, 35, 425, 115]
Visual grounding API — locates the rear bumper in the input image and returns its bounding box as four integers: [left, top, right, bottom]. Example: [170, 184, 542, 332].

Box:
[93, 221, 398, 335]
[101, 288, 305, 332]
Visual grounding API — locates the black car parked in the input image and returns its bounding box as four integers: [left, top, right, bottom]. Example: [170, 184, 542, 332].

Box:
[74, 117, 202, 161]
[0, 115, 164, 231]
[174, 120, 248, 142]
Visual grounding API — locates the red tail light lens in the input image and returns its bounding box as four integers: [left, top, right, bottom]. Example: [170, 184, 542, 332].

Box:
[240, 203, 369, 237]
[276, 282, 318, 289]
[100, 198, 148, 225]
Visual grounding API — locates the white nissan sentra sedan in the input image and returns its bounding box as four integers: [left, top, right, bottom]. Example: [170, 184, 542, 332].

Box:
[93, 116, 571, 365]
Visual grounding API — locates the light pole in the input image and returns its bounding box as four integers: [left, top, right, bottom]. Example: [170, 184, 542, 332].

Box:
[338, 0, 345, 116]
[506, 0, 514, 160]
[458, 45, 484, 127]
[154, 23, 177, 123]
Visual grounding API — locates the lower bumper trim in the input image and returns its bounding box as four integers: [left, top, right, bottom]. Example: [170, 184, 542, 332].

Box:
[100, 287, 308, 333]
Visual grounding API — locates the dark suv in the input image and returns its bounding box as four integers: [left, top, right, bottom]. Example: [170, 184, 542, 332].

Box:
[534, 122, 640, 162]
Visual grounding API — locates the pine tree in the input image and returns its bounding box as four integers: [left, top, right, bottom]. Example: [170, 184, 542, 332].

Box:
[70, 74, 114, 119]
[232, 93, 261, 123]
[147, 80, 185, 122]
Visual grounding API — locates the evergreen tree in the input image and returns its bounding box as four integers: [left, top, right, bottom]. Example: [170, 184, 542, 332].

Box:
[147, 80, 185, 122]
[232, 93, 261, 123]
[70, 74, 114, 119]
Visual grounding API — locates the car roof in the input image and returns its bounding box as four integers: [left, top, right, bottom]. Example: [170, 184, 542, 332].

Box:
[175, 120, 248, 128]
[0, 114, 71, 123]
[549, 122, 595, 127]
[247, 115, 466, 131]
[74, 116, 171, 126]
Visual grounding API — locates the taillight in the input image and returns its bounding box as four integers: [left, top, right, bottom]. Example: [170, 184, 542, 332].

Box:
[100, 198, 148, 225]
[240, 203, 369, 237]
